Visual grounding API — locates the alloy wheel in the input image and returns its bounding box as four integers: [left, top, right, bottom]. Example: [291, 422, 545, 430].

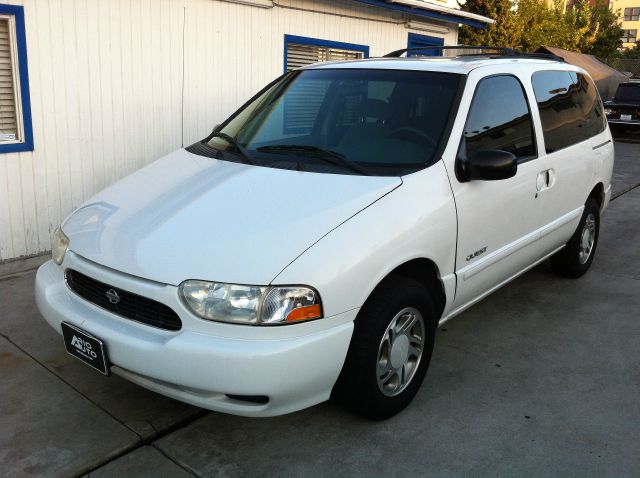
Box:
[376, 307, 425, 397]
[578, 213, 596, 265]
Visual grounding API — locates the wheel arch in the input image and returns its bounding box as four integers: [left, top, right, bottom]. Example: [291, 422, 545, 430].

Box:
[367, 258, 447, 323]
[588, 182, 605, 210]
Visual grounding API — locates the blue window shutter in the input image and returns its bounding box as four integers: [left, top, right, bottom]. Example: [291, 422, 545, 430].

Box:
[407, 33, 444, 57]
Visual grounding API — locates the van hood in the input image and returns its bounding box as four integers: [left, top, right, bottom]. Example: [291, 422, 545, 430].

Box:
[63, 149, 401, 286]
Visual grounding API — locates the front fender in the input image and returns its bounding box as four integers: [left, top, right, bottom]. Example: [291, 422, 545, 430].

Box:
[271, 161, 458, 319]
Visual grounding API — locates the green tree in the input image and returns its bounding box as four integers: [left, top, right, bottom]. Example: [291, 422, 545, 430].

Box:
[621, 43, 640, 59]
[563, 0, 598, 51]
[459, 0, 615, 54]
[458, 0, 520, 48]
[515, 0, 571, 51]
[583, 0, 623, 58]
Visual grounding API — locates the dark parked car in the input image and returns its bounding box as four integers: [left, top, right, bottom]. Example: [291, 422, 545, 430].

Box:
[605, 82, 640, 126]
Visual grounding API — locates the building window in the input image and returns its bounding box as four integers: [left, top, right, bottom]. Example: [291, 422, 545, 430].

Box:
[624, 7, 640, 21]
[622, 29, 638, 43]
[0, 5, 32, 153]
[284, 35, 369, 72]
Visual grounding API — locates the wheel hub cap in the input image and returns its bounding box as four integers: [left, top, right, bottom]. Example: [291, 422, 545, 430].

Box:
[390, 335, 410, 368]
[376, 307, 425, 397]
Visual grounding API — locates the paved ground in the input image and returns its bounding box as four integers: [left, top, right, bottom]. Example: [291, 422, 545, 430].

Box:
[1, 139, 639, 478]
[609, 129, 640, 198]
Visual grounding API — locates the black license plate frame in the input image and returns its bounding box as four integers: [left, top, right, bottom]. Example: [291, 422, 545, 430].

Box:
[61, 322, 110, 375]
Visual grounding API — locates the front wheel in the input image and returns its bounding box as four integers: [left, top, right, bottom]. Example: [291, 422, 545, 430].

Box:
[550, 197, 600, 278]
[332, 276, 437, 420]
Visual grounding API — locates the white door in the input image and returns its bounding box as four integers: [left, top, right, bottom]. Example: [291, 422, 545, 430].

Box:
[529, 70, 610, 253]
[443, 73, 550, 311]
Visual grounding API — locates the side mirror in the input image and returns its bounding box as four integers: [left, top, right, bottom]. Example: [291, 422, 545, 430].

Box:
[457, 150, 517, 182]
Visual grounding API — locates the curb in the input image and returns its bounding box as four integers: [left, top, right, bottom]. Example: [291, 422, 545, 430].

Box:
[0, 252, 49, 279]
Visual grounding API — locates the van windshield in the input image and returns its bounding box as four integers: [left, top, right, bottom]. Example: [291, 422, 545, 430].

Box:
[189, 69, 463, 176]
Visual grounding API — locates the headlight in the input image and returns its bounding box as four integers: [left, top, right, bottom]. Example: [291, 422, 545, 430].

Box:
[51, 226, 69, 265]
[179, 280, 322, 325]
[604, 108, 612, 116]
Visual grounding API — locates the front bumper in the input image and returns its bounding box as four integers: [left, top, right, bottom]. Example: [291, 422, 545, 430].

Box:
[35, 254, 355, 417]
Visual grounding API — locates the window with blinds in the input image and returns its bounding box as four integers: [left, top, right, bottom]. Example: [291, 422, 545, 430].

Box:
[0, 16, 20, 142]
[0, 5, 32, 153]
[286, 42, 366, 72]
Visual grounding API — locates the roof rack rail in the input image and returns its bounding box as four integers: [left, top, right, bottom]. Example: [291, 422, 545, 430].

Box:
[383, 45, 564, 62]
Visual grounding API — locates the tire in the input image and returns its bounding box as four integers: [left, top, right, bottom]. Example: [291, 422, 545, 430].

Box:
[550, 197, 600, 278]
[332, 275, 437, 420]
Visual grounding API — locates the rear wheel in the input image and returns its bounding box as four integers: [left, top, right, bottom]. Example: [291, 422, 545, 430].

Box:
[550, 197, 600, 278]
[333, 276, 437, 420]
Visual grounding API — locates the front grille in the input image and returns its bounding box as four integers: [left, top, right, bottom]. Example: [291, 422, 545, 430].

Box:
[65, 269, 182, 331]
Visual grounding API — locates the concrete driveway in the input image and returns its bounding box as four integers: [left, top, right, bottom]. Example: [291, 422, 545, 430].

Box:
[1, 140, 639, 478]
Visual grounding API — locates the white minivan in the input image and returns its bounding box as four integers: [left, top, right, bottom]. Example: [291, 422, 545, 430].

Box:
[36, 48, 614, 419]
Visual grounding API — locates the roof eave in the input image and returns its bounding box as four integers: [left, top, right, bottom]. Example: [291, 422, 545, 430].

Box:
[351, 0, 494, 29]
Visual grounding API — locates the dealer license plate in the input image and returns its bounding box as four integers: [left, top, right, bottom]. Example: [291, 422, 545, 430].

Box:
[61, 322, 110, 375]
[621, 114, 632, 121]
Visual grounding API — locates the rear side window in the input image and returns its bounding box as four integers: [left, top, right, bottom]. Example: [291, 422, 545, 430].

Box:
[461, 75, 536, 162]
[532, 71, 605, 153]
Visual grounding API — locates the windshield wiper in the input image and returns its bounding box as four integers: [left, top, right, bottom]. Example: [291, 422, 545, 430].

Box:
[256, 145, 371, 176]
[210, 132, 255, 165]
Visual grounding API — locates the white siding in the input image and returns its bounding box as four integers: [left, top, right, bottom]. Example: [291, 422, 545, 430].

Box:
[0, 0, 458, 261]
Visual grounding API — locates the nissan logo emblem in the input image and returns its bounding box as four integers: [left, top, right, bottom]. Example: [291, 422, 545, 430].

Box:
[106, 289, 120, 304]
